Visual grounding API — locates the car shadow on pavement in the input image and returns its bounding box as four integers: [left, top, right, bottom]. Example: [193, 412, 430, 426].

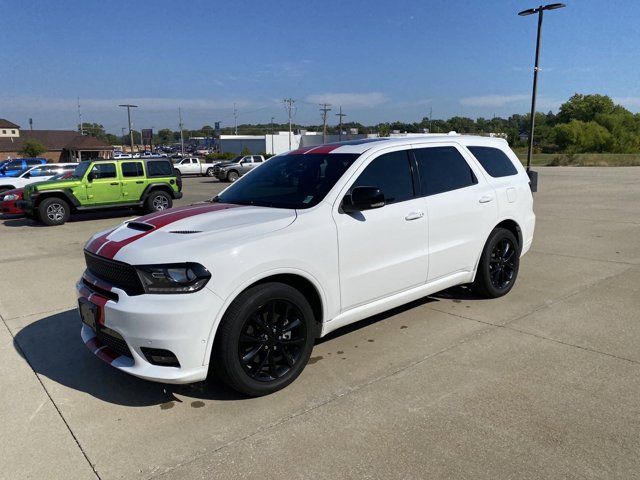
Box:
[13, 309, 244, 406]
[13, 286, 478, 406]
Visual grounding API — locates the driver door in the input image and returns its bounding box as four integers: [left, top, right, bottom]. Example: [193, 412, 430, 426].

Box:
[332, 148, 428, 310]
[86, 162, 122, 204]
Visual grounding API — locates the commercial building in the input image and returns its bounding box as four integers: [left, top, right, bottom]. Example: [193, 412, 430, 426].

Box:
[0, 119, 113, 162]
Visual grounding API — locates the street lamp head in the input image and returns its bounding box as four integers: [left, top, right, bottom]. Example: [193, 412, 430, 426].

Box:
[543, 3, 566, 10]
[518, 8, 536, 16]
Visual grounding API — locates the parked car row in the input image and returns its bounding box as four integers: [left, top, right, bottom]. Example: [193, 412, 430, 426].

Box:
[172, 155, 267, 181]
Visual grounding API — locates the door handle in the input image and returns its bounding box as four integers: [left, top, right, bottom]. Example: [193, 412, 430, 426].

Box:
[405, 211, 424, 221]
[135, 181, 143, 184]
[110, 182, 119, 186]
[479, 194, 494, 203]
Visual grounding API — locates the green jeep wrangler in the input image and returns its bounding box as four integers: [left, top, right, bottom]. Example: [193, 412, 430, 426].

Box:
[20, 158, 183, 226]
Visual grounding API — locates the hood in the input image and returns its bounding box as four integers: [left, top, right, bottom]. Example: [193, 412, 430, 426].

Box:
[217, 161, 239, 168]
[84, 202, 297, 264]
[30, 178, 79, 191]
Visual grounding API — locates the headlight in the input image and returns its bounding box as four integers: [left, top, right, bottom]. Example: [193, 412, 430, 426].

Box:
[135, 263, 211, 294]
[2, 193, 19, 201]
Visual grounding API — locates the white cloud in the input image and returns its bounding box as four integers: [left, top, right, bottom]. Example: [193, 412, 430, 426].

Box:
[305, 92, 388, 108]
[614, 97, 640, 108]
[460, 94, 529, 108]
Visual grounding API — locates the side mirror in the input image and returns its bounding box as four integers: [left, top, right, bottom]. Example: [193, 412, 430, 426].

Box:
[87, 171, 95, 182]
[343, 186, 385, 213]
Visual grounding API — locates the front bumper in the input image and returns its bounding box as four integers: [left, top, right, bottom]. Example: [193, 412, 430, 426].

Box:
[16, 199, 34, 214]
[77, 272, 224, 384]
[1, 199, 24, 215]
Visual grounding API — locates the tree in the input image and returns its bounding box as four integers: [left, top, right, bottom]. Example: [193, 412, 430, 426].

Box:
[158, 128, 174, 144]
[557, 94, 617, 123]
[20, 140, 46, 157]
[554, 120, 614, 153]
[79, 122, 108, 140]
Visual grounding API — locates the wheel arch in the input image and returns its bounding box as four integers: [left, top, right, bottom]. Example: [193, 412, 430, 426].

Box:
[33, 189, 79, 209]
[470, 218, 522, 282]
[141, 183, 174, 201]
[203, 269, 327, 367]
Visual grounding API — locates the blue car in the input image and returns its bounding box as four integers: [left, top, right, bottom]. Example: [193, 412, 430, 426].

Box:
[0, 158, 47, 177]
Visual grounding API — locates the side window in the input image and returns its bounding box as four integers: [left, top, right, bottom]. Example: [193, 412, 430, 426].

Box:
[147, 160, 172, 177]
[91, 163, 117, 179]
[351, 150, 414, 204]
[414, 146, 477, 196]
[253, 156, 263, 163]
[29, 166, 54, 177]
[121, 162, 144, 177]
[26, 159, 43, 166]
[467, 146, 518, 177]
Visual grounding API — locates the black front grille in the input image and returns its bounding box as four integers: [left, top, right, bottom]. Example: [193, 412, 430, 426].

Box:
[96, 326, 132, 358]
[84, 251, 144, 296]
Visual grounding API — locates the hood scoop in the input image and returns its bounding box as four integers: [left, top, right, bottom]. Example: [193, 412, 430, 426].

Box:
[127, 221, 155, 232]
[169, 230, 202, 234]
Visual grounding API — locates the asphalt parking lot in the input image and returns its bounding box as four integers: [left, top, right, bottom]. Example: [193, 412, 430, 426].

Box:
[1, 168, 639, 480]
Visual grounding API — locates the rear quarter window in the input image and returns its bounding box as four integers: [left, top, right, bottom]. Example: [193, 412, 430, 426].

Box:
[146, 160, 173, 177]
[468, 146, 518, 178]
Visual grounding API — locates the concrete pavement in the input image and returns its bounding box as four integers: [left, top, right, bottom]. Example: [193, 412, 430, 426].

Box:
[1, 168, 639, 479]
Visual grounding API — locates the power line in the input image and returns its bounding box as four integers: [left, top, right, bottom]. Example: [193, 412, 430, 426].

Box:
[284, 98, 295, 150]
[335, 106, 347, 141]
[319, 103, 332, 143]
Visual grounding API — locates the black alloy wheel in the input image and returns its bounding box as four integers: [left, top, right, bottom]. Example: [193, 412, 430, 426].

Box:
[213, 282, 315, 396]
[238, 299, 306, 382]
[473, 227, 520, 298]
[488, 237, 517, 290]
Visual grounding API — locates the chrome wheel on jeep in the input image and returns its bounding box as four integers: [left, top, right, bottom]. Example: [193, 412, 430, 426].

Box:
[145, 190, 173, 213]
[38, 197, 70, 226]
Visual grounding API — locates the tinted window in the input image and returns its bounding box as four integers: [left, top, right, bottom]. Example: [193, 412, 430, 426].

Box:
[467, 146, 518, 177]
[26, 159, 43, 166]
[216, 153, 358, 209]
[253, 156, 263, 163]
[351, 150, 414, 204]
[147, 160, 173, 177]
[29, 166, 57, 177]
[414, 146, 477, 196]
[91, 163, 116, 179]
[121, 162, 144, 177]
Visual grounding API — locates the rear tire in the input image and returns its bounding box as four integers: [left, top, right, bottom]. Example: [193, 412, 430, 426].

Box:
[213, 282, 316, 397]
[472, 227, 520, 298]
[144, 190, 172, 213]
[206, 168, 215, 177]
[38, 197, 70, 226]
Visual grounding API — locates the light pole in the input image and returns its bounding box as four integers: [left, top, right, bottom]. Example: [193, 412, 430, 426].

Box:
[118, 104, 138, 154]
[519, 3, 566, 173]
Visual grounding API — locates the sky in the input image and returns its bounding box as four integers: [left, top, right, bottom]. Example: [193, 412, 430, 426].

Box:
[1, 0, 640, 133]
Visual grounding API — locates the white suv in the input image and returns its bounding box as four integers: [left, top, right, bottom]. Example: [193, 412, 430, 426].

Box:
[77, 135, 535, 396]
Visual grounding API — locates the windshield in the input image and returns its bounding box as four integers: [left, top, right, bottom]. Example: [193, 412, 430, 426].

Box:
[214, 153, 358, 209]
[229, 156, 243, 163]
[72, 162, 91, 178]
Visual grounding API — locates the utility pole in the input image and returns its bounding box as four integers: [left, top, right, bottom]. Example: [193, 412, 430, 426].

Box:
[284, 98, 295, 150]
[233, 103, 238, 135]
[319, 103, 332, 143]
[178, 107, 185, 157]
[335, 106, 346, 141]
[270, 116, 275, 155]
[119, 104, 138, 154]
[77, 97, 84, 135]
[29, 118, 33, 131]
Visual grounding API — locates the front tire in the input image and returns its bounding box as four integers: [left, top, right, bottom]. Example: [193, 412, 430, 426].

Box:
[213, 283, 316, 397]
[38, 197, 70, 226]
[145, 190, 172, 213]
[473, 227, 520, 298]
[227, 170, 239, 182]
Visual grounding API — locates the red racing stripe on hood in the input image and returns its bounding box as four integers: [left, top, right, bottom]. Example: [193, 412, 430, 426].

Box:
[97, 203, 241, 259]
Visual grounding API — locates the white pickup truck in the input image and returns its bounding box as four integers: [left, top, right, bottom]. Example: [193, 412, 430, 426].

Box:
[172, 157, 219, 177]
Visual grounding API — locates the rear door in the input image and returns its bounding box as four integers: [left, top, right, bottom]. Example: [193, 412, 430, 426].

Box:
[120, 161, 146, 201]
[333, 147, 428, 310]
[412, 143, 497, 282]
[86, 162, 122, 204]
